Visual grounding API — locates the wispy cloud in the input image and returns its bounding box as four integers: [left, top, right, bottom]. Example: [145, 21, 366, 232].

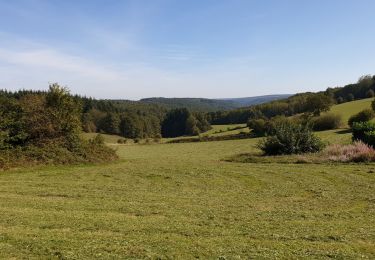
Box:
[0, 48, 120, 80]
[0, 32, 265, 99]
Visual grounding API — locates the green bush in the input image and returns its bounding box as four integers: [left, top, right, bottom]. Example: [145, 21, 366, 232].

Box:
[351, 121, 375, 146]
[312, 113, 342, 131]
[0, 85, 118, 169]
[247, 116, 293, 137]
[348, 109, 375, 127]
[258, 121, 324, 155]
[247, 118, 267, 136]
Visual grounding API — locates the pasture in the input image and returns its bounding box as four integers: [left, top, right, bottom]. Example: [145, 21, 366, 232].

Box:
[0, 129, 375, 258]
[329, 98, 373, 124]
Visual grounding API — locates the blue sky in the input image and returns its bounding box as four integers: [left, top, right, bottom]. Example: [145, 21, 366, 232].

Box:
[0, 0, 374, 99]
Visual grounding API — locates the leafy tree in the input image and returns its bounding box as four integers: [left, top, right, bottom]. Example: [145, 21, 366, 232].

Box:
[161, 108, 208, 137]
[119, 114, 144, 138]
[366, 89, 375, 98]
[99, 113, 120, 135]
[304, 94, 333, 116]
[247, 118, 267, 137]
[19, 94, 54, 142]
[185, 115, 200, 136]
[0, 96, 27, 148]
[161, 108, 191, 137]
[337, 96, 344, 104]
[45, 84, 83, 150]
[194, 112, 212, 132]
[347, 93, 355, 101]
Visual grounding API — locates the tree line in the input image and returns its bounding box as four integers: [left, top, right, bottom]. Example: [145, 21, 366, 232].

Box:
[1, 74, 373, 141]
[0, 87, 212, 139]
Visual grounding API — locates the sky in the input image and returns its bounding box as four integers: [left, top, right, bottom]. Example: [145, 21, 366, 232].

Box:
[0, 0, 374, 100]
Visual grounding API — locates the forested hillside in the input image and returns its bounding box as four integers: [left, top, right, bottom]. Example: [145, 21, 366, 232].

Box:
[209, 75, 375, 124]
[140, 94, 291, 112]
[220, 94, 292, 106]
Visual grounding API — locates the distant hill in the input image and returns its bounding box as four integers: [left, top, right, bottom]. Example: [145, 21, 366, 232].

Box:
[220, 94, 292, 106]
[140, 94, 291, 112]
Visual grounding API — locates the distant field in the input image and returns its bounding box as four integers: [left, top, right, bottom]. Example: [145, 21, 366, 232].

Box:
[202, 124, 249, 136]
[0, 129, 374, 258]
[81, 124, 249, 144]
[81, 132, 124, 144]
[329, 98, 373, 125]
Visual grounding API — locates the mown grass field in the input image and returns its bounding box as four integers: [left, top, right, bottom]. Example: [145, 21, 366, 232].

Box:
[1, 128, 375, 259]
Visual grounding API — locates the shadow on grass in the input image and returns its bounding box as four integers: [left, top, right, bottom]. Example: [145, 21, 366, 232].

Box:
[223, 152, 319, 164]
[224, 151, 375, 165]
[335, 129, 351, 135]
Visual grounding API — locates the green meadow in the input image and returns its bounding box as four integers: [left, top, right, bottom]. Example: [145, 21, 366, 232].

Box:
[0, 99, 375, 258]
[0, 132, 375, 258]
[329, 98, 373, 125]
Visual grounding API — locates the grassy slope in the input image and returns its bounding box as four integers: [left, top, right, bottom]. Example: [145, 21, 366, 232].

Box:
[0, 130, 374, 258]
[329, 98, 373, 125]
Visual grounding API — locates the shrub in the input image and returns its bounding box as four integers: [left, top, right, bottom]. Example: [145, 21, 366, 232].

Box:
[0, 85, 118, 169]
[312, 113, 342, 131]
[0, 135, 118, 169]
[351, 121, 375, 146]
[347, 93, 355, 101]
[323, 141, 375, 162]
[247, 118, 267, 136]
[265, 116, 295, 136]
[91, 134, 105, 145]
[348, 109, 375, 127]
[258, 121, 324, 155]
[134, 138, 140, 143]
